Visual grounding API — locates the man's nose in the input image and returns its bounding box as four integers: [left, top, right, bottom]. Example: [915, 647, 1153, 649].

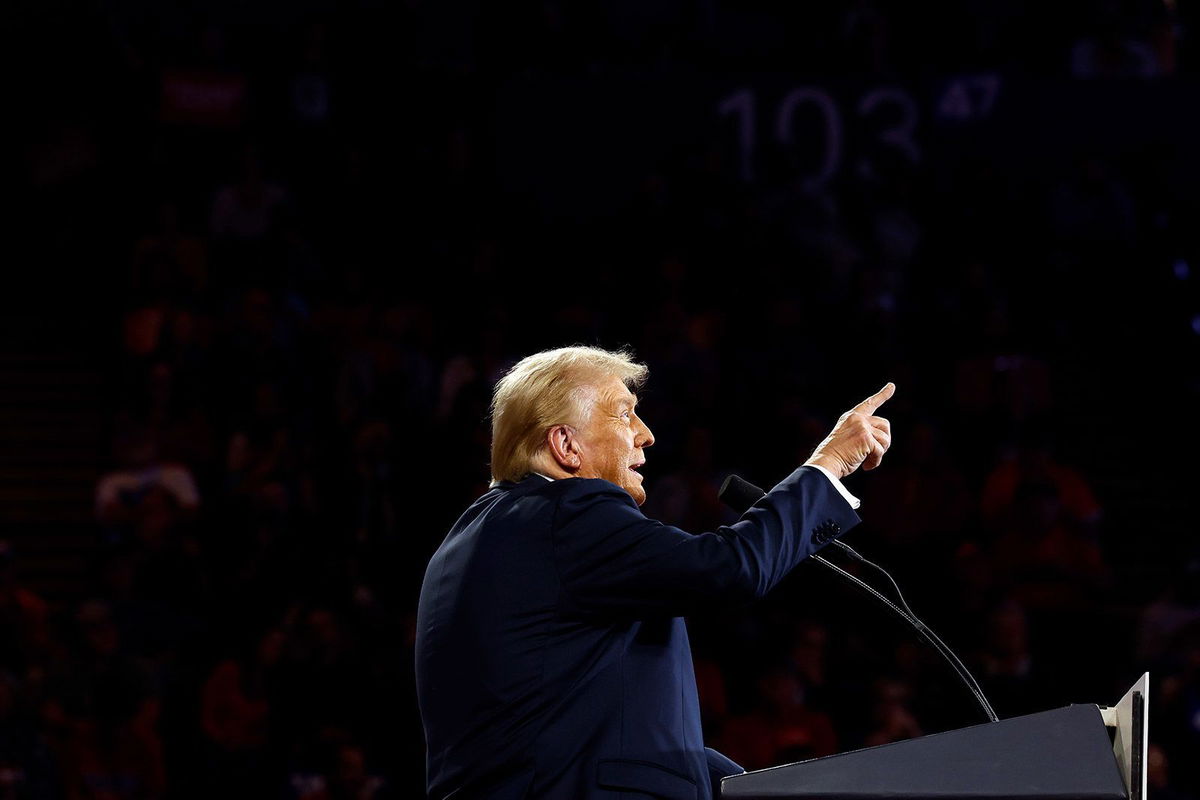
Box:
[637, 421, 655, 448]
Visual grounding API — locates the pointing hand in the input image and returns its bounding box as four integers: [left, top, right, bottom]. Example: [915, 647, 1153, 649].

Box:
[805, 383, 895, 479]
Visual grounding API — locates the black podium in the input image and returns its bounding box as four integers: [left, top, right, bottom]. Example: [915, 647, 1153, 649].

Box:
[721, 674, 1148, 800]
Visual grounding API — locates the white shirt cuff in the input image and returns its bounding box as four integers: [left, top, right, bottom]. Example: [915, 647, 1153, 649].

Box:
[809, 464, 861, 509]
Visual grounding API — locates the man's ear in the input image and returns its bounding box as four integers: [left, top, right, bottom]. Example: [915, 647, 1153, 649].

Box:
[546, 424, 583, 472]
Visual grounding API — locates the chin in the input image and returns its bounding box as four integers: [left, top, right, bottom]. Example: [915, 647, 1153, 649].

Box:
[627, 485, 647, 506]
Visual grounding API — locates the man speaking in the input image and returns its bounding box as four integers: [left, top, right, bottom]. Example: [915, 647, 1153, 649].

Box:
[416, 346, 894, 799]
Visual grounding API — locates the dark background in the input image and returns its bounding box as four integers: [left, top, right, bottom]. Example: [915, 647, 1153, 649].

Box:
[4, 0, 1200, 797]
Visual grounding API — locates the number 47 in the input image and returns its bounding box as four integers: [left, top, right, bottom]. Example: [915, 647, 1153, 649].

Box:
[937, 74, 1002, 121]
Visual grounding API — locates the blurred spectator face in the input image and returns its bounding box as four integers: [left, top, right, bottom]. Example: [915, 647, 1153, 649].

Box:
[789, 622, 828, 684]
[354, 421, 392, 464]
[873, 678, 910, 712]
[123, 308, 165, 357]
[1014, 481, 1061, 531]
[572, 374, 656, 506]
[760, 670, 802, 709]
[687, 313, 719, 350]
[910, 423, 936, 465]
[308, 610, 341, 653]
[1016, 442, 1053, 473]
[170, 310, 198, 346]
[149, 362, 173, 410]
[78, 601, 119, 657]
[336, 745, 367, 789]
[253, 381, 283, 421]
[258, 629, 285, 666]
[135, 488, 177, 548]
[892, 641, 923, 676]
[866, 677, 921, 745]
[1147, 744, 1168, 790]
[227, 432, 252, 473]
[986, 602, 1029, 658]
[114, 427, 158, 469]
[102, 553, 136, 599]
[241, 290, 274, 339]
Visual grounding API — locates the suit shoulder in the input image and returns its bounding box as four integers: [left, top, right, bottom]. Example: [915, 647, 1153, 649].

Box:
[553, 477, 639, 508]
[550, 478, 644, 540]
[460, 478, 638, 537]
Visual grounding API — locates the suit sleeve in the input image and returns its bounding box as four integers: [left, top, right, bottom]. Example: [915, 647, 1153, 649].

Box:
[550, 466, 861, 618]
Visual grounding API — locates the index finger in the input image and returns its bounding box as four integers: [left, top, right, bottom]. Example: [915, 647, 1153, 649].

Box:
[852, 382, 896, 415]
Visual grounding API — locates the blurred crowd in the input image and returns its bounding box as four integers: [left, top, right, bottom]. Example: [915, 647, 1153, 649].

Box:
[7, 1, 1200, 798]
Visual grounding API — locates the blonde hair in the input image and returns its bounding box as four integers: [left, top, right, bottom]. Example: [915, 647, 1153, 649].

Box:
[489, 346, 648, 485]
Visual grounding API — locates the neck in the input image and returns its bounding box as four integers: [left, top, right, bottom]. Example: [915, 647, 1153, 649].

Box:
[530, 452, 574, 481]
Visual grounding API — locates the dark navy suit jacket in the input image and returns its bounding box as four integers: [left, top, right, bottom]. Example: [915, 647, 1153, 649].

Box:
[415, 466, 860, 799]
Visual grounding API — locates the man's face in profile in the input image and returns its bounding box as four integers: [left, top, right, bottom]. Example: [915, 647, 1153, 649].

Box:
[573, 374, 655, 505]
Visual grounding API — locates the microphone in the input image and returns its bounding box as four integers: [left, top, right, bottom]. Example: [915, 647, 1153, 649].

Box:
[719, 474, 766, 515]
[718, 473, 998, 723]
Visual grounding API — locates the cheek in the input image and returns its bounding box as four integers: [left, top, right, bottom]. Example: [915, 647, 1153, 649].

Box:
[608, 448, 632, 481]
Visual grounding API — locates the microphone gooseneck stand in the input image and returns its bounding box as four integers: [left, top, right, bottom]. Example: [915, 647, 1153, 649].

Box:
[813, 545, 998, 723]
[719, 473, 999, 724]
